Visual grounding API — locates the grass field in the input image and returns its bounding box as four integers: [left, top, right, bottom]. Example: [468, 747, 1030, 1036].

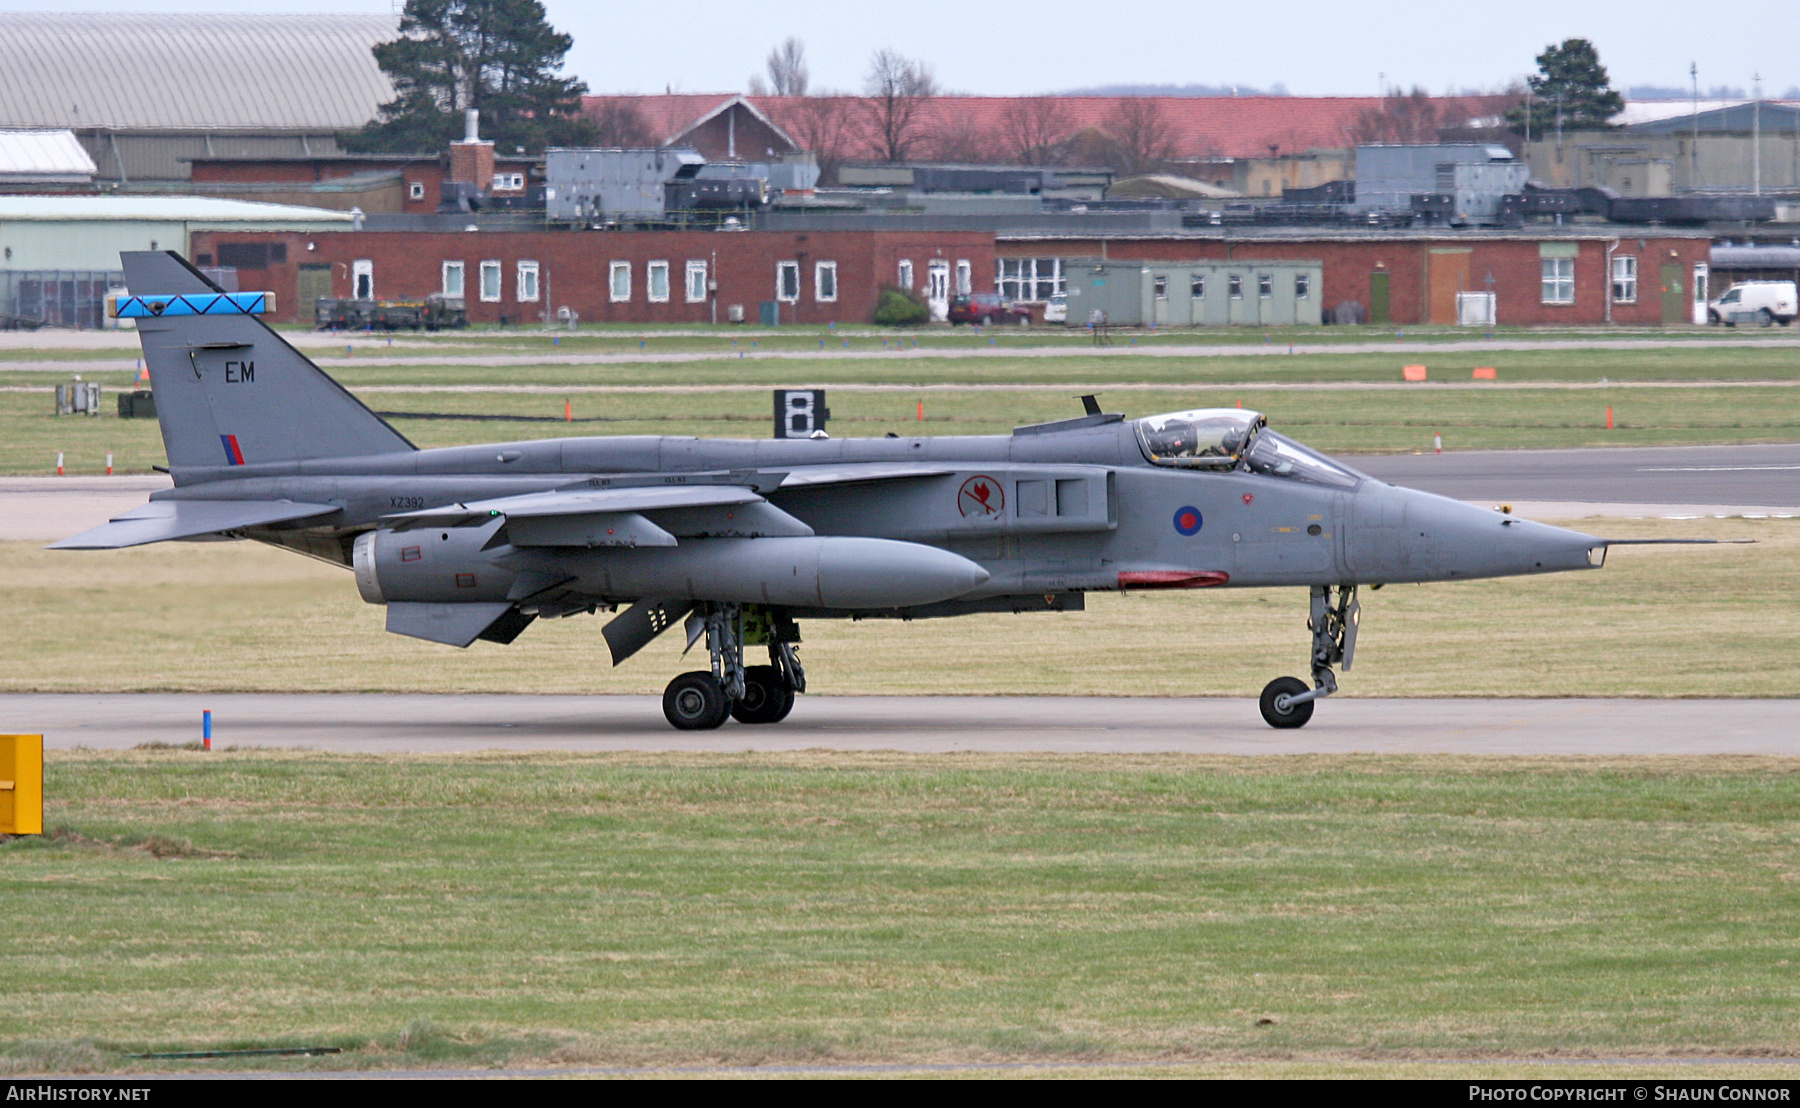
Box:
[4, 751, 1799, 1074]
[3, 329, 1797, 473]
[4, 372, 1800, 475]
[11, 383, 1800, 475]
[3, 516, 1793, 698]
[7, 320, 1800, 362]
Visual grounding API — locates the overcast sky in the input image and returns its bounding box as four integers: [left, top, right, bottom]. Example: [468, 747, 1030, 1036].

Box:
[5, 0, 1796, 98]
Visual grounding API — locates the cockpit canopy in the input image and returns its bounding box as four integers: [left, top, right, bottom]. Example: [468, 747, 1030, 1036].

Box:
[1133, 407, 1365, 489]
[1135, 408, 1264, 467]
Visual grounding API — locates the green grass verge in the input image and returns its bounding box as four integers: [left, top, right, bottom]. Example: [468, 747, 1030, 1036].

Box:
[2, 337, 1797, 474]
[3, 517, 1793, 697]
[7, 321, 1798, 363]
[4, 377, 1799, 473]
[4, 751, 1798, 1073]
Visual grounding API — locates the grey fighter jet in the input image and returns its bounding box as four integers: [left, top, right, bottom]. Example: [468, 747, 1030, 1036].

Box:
[57, 252, 1627, 729]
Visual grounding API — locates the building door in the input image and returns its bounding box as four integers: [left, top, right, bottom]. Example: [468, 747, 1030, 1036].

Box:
[1660, 265, 1685, 325]
[1691, 263, 1710, 324]
[926, 261, 950, 321]
[351, 259, 373, 300]
[296, 265, 332, 322]
[1427, 248, 1471, 324]
[1369, 271, 1391, 324]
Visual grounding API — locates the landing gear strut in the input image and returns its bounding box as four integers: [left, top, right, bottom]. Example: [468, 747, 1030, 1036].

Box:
[1259, 585, 1358, 729]
[661, 604, 804, 730]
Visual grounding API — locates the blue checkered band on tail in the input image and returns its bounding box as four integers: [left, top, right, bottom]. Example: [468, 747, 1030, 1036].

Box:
[109, 292, 273, 318]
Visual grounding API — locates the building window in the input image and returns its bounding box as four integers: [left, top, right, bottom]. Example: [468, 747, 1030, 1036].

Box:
[492, 172, 524, 191]
[1611, 255, 1638, 304]
[352, 259, 373, 300]
[685, 260, 708, 303]
[610, 261, 631, 302]
[1258, 273, 1274, 299]
[1228, 274, 1243, 299]
[408, 180, 425, 201]
[647, 260, 670, 303]
[516, 261, 540, 302]
[442, 261, 465, 298]
[996, 258, 1063, 300]
[1295, 273, 1311, 299]
[955, 259, 972, 296]
[218, 242, 284, 268]
[898, 259, 914, 289]
[777, 261, 800, 302]
[1541, 258, 1575, 304]
[815, 261, 837, 302]
[1153, 275, 1168, 300]
[1191, 274, 1205, 299]
[479, 260, 501, 302]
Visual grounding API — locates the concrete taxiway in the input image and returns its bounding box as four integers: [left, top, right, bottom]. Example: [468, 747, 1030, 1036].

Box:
[6, 445, 1790, 757]
[14, 693, 1797, 755]
[1348, 442, 1800, 507]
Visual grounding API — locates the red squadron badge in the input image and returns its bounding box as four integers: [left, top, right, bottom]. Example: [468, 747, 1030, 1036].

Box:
[958, 475, 1004, 517]
[1242, 493, 1255, 506]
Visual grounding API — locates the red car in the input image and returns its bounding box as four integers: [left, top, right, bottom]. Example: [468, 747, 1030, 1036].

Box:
[947, 292, 1031, 326]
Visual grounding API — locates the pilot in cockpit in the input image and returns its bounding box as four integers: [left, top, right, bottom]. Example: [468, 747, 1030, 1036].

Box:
[1137, 411, 1258, 464]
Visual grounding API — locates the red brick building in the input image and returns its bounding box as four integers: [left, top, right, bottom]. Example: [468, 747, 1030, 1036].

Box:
[189, 228, 995, 326]
[191, 221, 1709, 329]
[998, 229, 1713, 326]
[186, 150, 539, 215]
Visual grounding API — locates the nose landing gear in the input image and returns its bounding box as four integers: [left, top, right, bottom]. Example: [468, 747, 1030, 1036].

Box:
[1259, 584, 1358, 729]
[661, 603, 805, 731]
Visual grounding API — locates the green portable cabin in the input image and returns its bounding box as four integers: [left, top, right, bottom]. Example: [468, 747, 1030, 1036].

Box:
[1062, 258, 1323, 327]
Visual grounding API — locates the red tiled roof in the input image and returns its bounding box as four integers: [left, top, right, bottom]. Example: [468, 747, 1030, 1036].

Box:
[583, 93, 1517, 161]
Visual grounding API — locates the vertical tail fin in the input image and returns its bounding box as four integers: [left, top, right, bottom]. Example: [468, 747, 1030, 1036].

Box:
[121, 251, 413, 472]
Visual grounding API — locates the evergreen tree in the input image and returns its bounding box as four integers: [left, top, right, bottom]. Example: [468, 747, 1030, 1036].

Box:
[343, 0, 597, 154]
[1508, 38, 1625, 136]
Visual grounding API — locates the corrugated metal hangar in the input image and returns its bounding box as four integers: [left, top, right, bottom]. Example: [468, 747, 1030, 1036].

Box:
[0, 12, 396, 185]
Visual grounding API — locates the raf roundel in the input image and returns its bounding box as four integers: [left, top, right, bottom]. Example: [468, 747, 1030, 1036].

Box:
[1173, 506, 1203, 536]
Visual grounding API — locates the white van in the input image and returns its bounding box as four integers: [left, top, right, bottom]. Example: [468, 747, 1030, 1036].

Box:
[1707, 280, 1797, 326]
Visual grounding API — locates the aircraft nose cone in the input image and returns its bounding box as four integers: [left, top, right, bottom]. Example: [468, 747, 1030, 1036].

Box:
[1413, 493, 1601, 580]
[1353, 487, 1602, 582]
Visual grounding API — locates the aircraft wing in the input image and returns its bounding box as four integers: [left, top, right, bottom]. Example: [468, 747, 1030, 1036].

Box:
[49, 500, 340, 549]
[771, 464, 954, 488]
[382, 484, 813, 545]
[382, 484, 765, 528]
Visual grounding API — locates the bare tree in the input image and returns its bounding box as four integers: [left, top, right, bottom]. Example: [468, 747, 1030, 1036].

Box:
[1343, 86, 1443, 145]
[861, 48, 937, 162]
[1000, 97, 1072, 165]
[765, 37, 808, 96]
[924, 111, 1001, 163]
[1104, 97, 1179, 175]
[774, 94, 856, 183]
[588, 97, 653, 146]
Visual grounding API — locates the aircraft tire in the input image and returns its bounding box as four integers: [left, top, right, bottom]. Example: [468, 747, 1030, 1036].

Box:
[1258, 676, 1315, 729]
[664, 671, 729, 730]
[730, 666, 795, 725]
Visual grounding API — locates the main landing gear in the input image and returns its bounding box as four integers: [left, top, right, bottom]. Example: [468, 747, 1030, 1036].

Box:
[1259, 585, 1359, 729]
[662, 603, 806, 731]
